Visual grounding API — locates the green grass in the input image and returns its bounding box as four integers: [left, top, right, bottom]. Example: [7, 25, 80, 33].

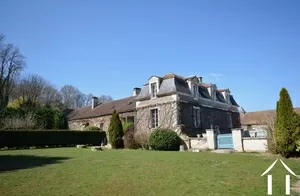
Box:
[0, 148, 300, 196]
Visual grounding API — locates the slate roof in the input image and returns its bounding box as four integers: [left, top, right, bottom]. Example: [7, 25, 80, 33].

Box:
[241, 107, 300, 125]
[135, 72, 239, 106]
[67, 96, 136, 121]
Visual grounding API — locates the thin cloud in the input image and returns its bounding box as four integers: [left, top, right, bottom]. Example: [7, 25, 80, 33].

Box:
[209, 73, 223, 80]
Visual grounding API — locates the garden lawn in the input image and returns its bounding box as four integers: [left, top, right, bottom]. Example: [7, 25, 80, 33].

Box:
[0, 148, 300, 196]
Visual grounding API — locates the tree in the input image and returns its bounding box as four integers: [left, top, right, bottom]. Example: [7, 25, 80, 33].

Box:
[60, 85, 85, 109]
[98, 95, 113, 103]
[0, 34, 25, 111]
[17, 74, 47, 108]
[275, 88, 296, 157]
[108, 110, 124, 149]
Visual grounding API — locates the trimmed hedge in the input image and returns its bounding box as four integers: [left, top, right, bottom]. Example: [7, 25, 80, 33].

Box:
[0, 130, 106, 148]
[149, 129, 181, 151]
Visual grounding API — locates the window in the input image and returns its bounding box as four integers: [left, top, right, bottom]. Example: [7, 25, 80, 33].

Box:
[99, 123, 104, 130]
[227, 112, 233, 128]
[150, 82, 157, 98]
[192, 84, 198, 97]
[193, 107, 201, 127]
[150, 108, 158, 128]
[127, 116, 134, 124]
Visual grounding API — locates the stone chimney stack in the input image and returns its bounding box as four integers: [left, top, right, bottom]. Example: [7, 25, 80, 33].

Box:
[91, 96, 98, 109]
[133, 87, 141, 96]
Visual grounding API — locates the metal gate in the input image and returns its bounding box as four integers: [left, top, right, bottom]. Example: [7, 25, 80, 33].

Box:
[217, 133, 233, 149]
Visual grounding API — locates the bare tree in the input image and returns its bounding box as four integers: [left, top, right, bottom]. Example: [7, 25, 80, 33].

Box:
[60, 85, 85, 109]
[17, 74, 47, 108]
[98, 95, 113, 103]
[41, 83, 62, 108]
[0, 34, 25, 110]
[263, 113, 277, 154]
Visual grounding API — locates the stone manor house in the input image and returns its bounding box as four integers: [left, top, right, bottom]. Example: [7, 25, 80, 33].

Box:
[67, 73, 242, 137]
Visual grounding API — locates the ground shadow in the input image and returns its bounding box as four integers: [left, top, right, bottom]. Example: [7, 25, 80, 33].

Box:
[0, 155, 70, 172]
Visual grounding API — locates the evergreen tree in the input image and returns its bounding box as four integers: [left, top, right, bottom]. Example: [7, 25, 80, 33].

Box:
[108, 110, 124, 149]
[275, 88, 296, 157]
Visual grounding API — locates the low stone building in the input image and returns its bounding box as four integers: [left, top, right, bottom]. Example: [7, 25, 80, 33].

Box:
[67, 96, 136, 130]
[67, 72, 242, 138]
[240, 107, 300, 132]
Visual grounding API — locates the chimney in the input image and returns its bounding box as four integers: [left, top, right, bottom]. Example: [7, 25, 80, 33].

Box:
[133, 87, 141, 96]
[197, 76, 203, 83]
[91, 96, 98, 109]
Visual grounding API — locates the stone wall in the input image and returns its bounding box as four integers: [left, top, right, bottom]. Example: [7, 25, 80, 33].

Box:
[68, 111, 136, 131]
[135, 101, 178, 132]
[243, 137, 267, 152]
[188, 137, 208, 149]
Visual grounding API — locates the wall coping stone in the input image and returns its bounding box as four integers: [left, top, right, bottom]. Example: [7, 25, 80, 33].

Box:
[242, 137, 267, 140]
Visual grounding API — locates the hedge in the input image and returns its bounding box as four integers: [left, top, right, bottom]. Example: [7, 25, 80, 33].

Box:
[0, 130, 106, 148]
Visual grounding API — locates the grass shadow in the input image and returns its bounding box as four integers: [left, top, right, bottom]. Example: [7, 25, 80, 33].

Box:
[0, 155, 70, 172]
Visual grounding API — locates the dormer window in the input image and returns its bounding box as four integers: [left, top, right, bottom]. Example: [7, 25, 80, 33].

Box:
[192, 84, 198, 97]
[150, 82, 157, 98]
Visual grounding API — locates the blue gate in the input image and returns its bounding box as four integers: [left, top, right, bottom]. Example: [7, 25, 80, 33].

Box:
[217, 133, 233, 149]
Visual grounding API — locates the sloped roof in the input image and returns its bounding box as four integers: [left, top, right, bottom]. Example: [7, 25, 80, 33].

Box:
[67, 96, 136, 121]
[241, 107, 300, 125]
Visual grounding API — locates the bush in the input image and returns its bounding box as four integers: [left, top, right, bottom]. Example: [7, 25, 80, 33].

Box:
[122, 121, 134, 134]
[275, 88, 296, 157]
[149, 129, 181, 151]
[108, 110, 124, 149]
[1, 107, 67, 130]
[0, 130, 106, 148]
[1, 113, 39, 130]
[84, 126, 101, 131]
[134, 130, 151, 149]
[124, 126, 138, 149]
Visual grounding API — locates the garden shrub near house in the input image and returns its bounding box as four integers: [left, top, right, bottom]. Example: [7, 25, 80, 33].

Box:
[124, 125, 138, 149]
[134, 130, 151, 149]
[275, 88, 297, 158]
[122, 121, 134, 133]
[108, 110, 124, 149]
[149, 129, 181, 151]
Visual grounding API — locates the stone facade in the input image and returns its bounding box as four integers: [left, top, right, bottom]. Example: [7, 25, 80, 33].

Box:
[68, 111, 135, 131]
[135, 95, 178, 133]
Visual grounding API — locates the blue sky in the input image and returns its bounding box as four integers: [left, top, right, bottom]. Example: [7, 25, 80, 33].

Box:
[1, 0, 299, 112]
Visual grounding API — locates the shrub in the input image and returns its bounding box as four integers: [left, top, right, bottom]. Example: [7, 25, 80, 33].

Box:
[84, 126, 101, 131]
[124, 126, 138, 149]
[122, 121, 134, 134]
[149, 129, 181, 151]
[134, 130, 151, 149]
[1, 107, 68, 130]
[275, 88, 296, 157]
[0, 130, 106, 148]
[108, 110, 124, 149]
[1, 113, 39, 130]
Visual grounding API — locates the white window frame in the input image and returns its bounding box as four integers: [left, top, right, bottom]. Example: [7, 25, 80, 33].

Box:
[150, 108, 159, 128]
[193, 106, 201, 128]
[150, 82, 158, 98]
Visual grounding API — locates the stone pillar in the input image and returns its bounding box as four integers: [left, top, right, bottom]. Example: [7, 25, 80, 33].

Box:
[232, 128, 244, 152]
[206, 129, 216, 150]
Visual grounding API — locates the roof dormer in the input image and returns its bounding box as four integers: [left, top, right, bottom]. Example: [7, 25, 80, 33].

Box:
[148, 76, 161, 98]
[218, 88, 231, 104]
[208, 84, 217, 101]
